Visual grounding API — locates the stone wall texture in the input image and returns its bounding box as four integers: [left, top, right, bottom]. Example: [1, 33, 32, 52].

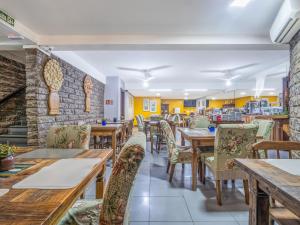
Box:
[0, 54, 26, 134]
[25, 49, 105, 147]
[289, 30, 300, 158]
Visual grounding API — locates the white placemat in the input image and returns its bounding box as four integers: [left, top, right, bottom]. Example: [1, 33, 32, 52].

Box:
[263, 159, 300, 176]
[13, 159, 101, 189]
[0, 189, 9, 197]
[16, 148, 85, 159]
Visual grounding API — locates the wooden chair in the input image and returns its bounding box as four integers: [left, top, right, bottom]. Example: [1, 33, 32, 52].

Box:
[204, 124, 258, 206]
[160, 120, 197, 182]
[252, 141, 300, 225]
[47, 125, 91, 149]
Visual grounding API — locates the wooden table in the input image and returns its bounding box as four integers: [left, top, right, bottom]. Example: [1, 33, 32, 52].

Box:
[235, 159, 300, 225]
[178, 128, 215, 191]
[212, 120, 244, 126]
[0, 149, 112, 225]
[91, 124, 122, 164]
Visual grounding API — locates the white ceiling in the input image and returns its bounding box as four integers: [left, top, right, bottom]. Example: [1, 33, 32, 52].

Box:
[0, 0, 290, 99]
[0, 0, 283, 36]
[63, 49, 289, 99]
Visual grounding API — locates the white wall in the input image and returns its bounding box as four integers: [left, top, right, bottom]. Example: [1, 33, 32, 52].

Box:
[104, 76, 121, 120]
[125, 91, 134, 120]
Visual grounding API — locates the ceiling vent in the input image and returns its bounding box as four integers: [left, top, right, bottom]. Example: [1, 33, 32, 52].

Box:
[270, 0, 300, 44]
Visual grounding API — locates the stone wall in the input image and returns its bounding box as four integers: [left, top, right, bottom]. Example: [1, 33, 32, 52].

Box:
[0, 54, 26, 134]
[25, 49, 105, 147]
[289, 30, 300, 157]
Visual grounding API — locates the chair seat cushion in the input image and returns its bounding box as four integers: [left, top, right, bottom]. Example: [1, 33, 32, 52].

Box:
[58, 199, 102, 225]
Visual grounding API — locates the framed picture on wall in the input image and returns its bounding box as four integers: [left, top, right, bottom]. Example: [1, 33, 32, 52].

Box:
[150, 100, 157, 112]
[143, 98, 150, 111]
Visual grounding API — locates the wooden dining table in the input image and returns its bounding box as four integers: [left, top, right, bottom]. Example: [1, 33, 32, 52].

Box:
[235, 159, 300, 225]
[178, 128, 215, 191]
[91, 124, 123, 164]
[0, 148, 112, 225]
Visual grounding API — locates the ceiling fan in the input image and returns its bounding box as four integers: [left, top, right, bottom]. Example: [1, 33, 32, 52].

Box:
[117, 65, 172, 83]
[200, 63, 258, 86]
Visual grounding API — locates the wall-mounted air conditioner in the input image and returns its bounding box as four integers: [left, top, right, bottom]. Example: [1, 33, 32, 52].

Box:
[270, 0, 300, 44]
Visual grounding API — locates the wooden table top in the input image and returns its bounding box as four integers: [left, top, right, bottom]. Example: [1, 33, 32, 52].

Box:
[235, 158, 300, 218]
[178, 128, 215, 140]
[91, 123, 123, 131]
[0, 149, 112, 225]
[106, 120, 131, 125]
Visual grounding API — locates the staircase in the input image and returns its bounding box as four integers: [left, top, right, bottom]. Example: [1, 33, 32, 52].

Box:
[0, 125, 27, 146]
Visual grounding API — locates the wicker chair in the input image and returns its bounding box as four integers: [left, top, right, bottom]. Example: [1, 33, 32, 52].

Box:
[58, 132, 146, 225]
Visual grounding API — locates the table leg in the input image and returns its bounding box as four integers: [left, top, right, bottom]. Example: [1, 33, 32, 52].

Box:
[94, 136, 97, 149]
[249, 177, 269, 225]
[150, 129, 154, 154]
[112, 131, 116, 165]
[96, 163, 106, 199]
[181, 134, 185, 146]
[191, 141, 198, 191]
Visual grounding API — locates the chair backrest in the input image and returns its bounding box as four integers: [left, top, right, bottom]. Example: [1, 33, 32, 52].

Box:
[46, 125, 91, 149]
[252, 119, 274, 140]
[139, 114, 144, 122]
[252, 141, 300, 159]
[135, 115, 144, 127]
[213, 124, 258, 170]
[160, 120, 176, 156]
[171, 114, 181, 123]
[189, 116, 210, 129]
[99, 132, 146, 225]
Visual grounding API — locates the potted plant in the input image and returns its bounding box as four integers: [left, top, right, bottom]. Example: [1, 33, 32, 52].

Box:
[0, 144, 16, 171]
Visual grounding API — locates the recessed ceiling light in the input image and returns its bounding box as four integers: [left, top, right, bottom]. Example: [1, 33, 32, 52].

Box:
[143, 81, 149, 88]
[230, 0, 251, 7]
[184, 89, 208, 92]
[149, 89, 172, 92]
[156, 93, 161, 96]
[240, 92, 246, 95]
[226, 80, 232, 86]
[184, 93, 189, 96]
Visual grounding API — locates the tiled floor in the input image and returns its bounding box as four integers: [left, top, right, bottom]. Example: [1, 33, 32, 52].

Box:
[85, 132, 251, 225]
[128, 141, 249, 225]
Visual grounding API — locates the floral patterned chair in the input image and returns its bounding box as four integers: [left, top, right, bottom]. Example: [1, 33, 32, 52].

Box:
[135, 115, 145, 132]
[189, 116, 210, 129]
[58, 132, 146, 225]
[47, 125, 91, 149]
[252, 119, 274, 158]
[204, 124, 258, 206]
[160, 120, 199, 182]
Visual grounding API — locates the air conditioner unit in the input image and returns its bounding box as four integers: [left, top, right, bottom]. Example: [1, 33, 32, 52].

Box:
[270, 0, 300, 44]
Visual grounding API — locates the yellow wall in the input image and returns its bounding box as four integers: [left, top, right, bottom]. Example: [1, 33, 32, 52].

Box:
[208, 96, 279, 109]
[161, 99, 196, 114]
[134, 97, 161, 125]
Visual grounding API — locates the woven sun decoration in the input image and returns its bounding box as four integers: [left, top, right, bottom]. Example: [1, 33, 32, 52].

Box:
[44, 59, 64, 115]
[83, 75, 93, 112]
